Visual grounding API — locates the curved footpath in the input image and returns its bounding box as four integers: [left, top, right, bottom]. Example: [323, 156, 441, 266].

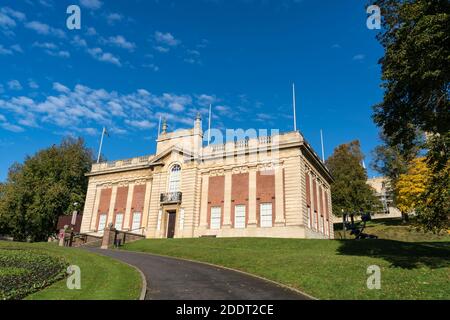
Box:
[87, 248, 310, 300]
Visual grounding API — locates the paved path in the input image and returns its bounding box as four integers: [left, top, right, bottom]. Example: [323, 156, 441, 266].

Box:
[88, 248, 310, 300]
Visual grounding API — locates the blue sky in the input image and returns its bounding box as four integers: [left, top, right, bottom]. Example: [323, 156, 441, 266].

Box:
[0, 0, 384, 181]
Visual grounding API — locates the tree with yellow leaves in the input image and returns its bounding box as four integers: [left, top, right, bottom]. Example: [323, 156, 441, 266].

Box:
[395, 158, 431, 221]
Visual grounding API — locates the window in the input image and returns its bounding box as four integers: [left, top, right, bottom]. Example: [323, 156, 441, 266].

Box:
[131, 212, 142, 231]
[260, 203, 273, 228]
[98, 214, 107, 232]
[114, 213, 124, 230]
[210, 207, 221, 229]
[168, 164, 181, 192]
[234, 205, 246, 229]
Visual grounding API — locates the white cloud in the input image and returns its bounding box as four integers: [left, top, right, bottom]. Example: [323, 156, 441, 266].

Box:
[71, 35, 87, 47]
[353, 54, 365, 61]
[7, 80, 22, 90]
[86, 27, 97, 36]
[28, 79, 39, 89]
[1, 7, 26, 22]
[124, 119, 155, 130]
[154, 46, 169, 53]
[0, 83, 225, 135]
[87, 47, 121, 66]
[142, 63, 159, 72]
[101, 35, 136, 51]
[10, 44, 23, 53]
[0, 12, 16, 29]
[45, 50, 70, 58]
[25, 21, 65, 38]
[106, 13, 123, 25]
[33, 41, 58, 49]
[53, 82, 70, 93]
[0, 122, 24, 132]
[80, 0, 103, 10]
[154, 31, 180, 47]
[0, 45, 12, 55]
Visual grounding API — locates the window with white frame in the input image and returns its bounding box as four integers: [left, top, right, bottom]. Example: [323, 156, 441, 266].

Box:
[114, 213, 124, 230]
[260, 203, 273, 228]
[98, 214, 107, 232]
[234, 205, 246, 229]
[210, 207, 221, 229]
[168, 164, 181, 192]
[131, 212, 142, 231]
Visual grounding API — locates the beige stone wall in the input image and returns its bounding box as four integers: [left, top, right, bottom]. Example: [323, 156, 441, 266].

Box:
[80, 130, 334, 240]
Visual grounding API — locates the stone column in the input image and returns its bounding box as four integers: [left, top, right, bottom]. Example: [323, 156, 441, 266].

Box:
[101, 224, 116, 249]
[222, 170, 232, 228]
[248, 167, 257, 227]
[199, 174, 209, 228]
[141, 180, 153, 235]
[274, 165, 285, 226]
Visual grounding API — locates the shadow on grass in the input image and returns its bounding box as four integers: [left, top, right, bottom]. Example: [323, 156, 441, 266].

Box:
[336, 239, 450, 269]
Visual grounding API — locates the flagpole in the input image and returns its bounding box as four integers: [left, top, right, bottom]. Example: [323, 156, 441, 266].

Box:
[292, 83, 297, 132]
[97, 127, 106, 164]
[320, 129, 325, 162]
[207, 104, 212, 146]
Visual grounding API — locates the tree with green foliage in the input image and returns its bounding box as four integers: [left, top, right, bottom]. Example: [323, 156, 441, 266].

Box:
[373, 0, 449, 231]
[0, 138, 94, 241]
[326, 140, 382, 217]
[371, 134, 421, 221]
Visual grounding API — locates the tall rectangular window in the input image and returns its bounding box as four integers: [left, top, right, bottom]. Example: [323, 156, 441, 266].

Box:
[210, 207, 222, 229]
[114, 213, 124, 230]
[260, 203, 273, 228]
[98, 214, 107, 232]
[234, 205, 246, 229]
[131, 212, 142, 232]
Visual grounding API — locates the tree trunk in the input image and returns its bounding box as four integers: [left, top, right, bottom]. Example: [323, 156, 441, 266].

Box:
[401, 212, 409, 223]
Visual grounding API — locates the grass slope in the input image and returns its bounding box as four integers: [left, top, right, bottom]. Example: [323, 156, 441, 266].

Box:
[123, 226, 449, 299]
[334, 218, 450, 242]
[0, 241, 142, 300]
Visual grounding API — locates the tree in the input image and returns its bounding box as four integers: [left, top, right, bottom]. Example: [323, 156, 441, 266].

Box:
[395, 158, 431, 217]
[0, 138, 94, 241]
[373, 0, 450, 231]
[326, 140, 382, 217]
[371, 134, 421, 221]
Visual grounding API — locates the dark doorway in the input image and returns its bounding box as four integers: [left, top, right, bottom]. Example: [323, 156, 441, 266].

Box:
[167, 212, 176, 238]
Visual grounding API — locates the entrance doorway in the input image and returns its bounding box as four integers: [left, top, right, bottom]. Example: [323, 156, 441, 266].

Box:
[167, 211, 176, 238]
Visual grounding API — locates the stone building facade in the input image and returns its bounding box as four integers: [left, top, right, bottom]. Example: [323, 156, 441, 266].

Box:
[80, 115, 334, 239]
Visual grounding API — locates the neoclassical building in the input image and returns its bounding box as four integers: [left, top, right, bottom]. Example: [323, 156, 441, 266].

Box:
[80, 115, 334, 239]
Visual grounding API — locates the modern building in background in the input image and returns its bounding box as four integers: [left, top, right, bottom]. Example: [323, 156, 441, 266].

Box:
[80, 115, 334, 239]
[367, 177, 401, 218]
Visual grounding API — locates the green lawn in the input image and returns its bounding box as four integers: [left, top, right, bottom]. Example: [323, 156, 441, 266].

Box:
[122, 234, 449, 300]
[0, 241, 142, 300]
[334, 218, 450, 242]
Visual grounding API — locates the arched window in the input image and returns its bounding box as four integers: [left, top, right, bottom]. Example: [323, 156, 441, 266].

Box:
[168, 164, 181, 192]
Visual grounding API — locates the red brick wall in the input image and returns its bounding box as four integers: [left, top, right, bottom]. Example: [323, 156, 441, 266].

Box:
[256, 170, 275, 226]
[96, 188, 112, 229]
[113, 186, 128, 228]
[231, 173, 249, 227]
[207, 176, 225, 228]
[129, 184, 146, 228]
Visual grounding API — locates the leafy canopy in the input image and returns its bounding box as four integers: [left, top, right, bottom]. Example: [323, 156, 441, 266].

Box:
[326, 140, 381, 216]
[0, 138, 93, 241]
